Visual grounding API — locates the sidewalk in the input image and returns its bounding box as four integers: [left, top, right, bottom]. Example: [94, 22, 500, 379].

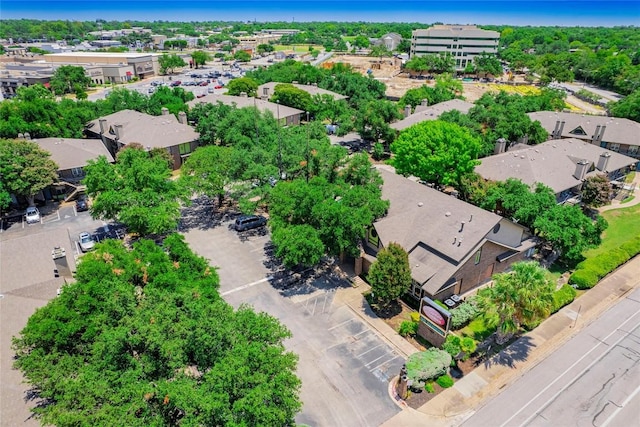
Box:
[367, 256, 640, 427]
[599, 172, 640, 212]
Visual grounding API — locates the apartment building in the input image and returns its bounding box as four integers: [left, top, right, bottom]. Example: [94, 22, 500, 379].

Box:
[410, 25, 500, 71]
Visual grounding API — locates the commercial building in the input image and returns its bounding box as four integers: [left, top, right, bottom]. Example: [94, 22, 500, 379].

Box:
[43, 52, 160, 79]
[410, 25, 500, 71]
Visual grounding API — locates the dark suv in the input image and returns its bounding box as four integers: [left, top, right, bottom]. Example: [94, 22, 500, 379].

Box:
[233, 215, 267, 232]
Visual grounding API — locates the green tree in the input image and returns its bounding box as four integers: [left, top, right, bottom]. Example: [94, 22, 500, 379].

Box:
[367, 242, 412, 306]
[0, 138, 58, 206]
[191, 50, 211, 68]
[474, 52, 503, 77]
[180, 145, 233, 205]
[84, 146, 186, 236]
[353, 35, 371, 49]
[225, 77, 259, 97]
[257, 43, 274, 54]
[391, 120, 481, 188]
[481, 179, 556, 229]
[581, 174, 612, 208]
[534, 205, 607, 264]
[271, 83, 313, 112]
[476, 261, 555, 343]
[354, 99, 401, 147]
[49, 65, 91, 96]
[609, 89, 640, 122]
[158, 53, 186, 75]
[271, 224, 325, 268]
[12, 234, 301, 426]
[233, 50, 252, 62]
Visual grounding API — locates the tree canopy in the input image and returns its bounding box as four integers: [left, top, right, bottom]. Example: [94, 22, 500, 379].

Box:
[225, 77, 259, 97]
[0, 138, 59, 206]
[12, 234, 301, 426]
[49, 65, 91, 98]
[476, 261, 555, 342]
[158, 53, 186, 74]
[367, 242, 412, 306]
[190, 50, 211, 68]
[84, 146, 187, 236]
[391, 120, 482, 188]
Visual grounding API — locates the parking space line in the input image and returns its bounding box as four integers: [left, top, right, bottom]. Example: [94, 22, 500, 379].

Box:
[369, 355, 401, 373]
[221, 277, 271, 296]
[364, 353, 390, 367]
[354, 329, 371, 338]
[356, 343, 383, 358]
[328, 318, 354, 330]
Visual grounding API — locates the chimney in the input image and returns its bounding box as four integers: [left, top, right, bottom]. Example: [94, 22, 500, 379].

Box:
[573, 159, 589, 180]
[240, 91, 248, 97]
[263, 87, 270, 97]
[99, 118, 107, 134]
[113, 124, 123, 140]
[591, 125, 601, 144]
[178, 111, 187, 125]
[557, 121, 566, 138]
[421, 99, 428, 107]
[596, 152, 611, 172]
[494, 138, 507, 154]
[161, 107, 169, 115]
[459, 221, 465, 232]
[552, 120, 560, 139]
[596, 125, 606, 144]
[404, 105, 411, 117]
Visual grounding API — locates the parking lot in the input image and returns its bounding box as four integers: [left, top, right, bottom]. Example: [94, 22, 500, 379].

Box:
[182, 202, 403, 427]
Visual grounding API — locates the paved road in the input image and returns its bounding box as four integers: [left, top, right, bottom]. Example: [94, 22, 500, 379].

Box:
[462, 288, 640, 427]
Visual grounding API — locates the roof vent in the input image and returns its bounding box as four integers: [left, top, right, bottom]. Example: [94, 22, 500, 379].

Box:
[418, 202, 424, 207]
[445, 211, 451, 217]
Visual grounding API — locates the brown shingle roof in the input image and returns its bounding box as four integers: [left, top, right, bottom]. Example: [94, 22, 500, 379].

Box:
[36, 137, 114, 170]
[528, 111, 640, 147]
[187, 94, 303, 118]
[258, 82, 348, 101]
[375, 168, 502, 294]
[391, 99, 474, 131]
[475, 138, 636, 194]
[86, 110, 199, 149]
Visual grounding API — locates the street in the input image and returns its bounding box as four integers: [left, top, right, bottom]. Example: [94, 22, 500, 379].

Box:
[462, 288, 640, 427]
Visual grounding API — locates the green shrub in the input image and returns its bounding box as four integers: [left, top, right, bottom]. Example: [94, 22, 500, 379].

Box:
[450, 297, 479, 329]
[552, 284, 577, 313]
[442, 334, 462, 358]
[398, 320, 418, 337]
[410, 312, 421, 323]
[462, 315, 497, 341]
[434, 300, 448, 310]
[436, 374, 454, 388]
[569, 268, 599, 289]
[425, 382, 435, 393]
[460, 337, 477, 358]
[406, 349, 452, 385]
[620, 236, 640, 257]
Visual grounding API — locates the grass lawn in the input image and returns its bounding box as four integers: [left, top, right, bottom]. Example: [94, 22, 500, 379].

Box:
[273, 44, 318, 53]
[583, 203, 640, 259]
[459, 315, 497, 341]
[625, 171, 636, 183]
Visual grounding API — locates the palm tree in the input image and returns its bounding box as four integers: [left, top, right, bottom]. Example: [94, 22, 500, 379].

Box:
[477, 261, 555, 344]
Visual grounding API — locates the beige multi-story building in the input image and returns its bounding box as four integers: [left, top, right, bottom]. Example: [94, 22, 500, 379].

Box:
[410, 25, 500, 71]
[43, 52, 160, 79]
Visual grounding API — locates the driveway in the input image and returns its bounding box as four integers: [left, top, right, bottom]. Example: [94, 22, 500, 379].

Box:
[182, 206, 403, 426]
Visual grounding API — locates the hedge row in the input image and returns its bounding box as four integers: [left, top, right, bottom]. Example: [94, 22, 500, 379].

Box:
[552, 285, 577, 313]
[569, 236, 640, 289]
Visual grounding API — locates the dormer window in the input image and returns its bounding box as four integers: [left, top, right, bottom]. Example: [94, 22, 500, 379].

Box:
[569, 126, 587, 136]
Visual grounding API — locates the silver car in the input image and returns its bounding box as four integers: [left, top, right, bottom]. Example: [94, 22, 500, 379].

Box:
[25, 206, 40, 224]
[78, 232, 95, 252]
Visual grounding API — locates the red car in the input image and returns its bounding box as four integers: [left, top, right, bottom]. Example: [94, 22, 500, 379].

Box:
[199, 81, 208, 86]
[170, 80, 181, 86]
[214, 85, 223, 89]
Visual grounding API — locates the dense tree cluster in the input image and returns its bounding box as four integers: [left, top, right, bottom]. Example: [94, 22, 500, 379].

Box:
[12, 234, 301, 426]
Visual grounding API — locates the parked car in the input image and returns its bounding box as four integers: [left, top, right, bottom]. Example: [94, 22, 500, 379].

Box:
[199, 81, 209, 86]
[170, 80, 182, 86]
[78, 232, 95, 252]
[75, 197, 89, 212]
[233, 215, 267, 232]
[214, 85, 223, 89]
[24, 206, 40, 224]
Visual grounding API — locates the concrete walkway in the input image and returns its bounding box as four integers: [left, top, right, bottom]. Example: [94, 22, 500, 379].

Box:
[377, 255, 640, 427]
[599, 172, 640, 212]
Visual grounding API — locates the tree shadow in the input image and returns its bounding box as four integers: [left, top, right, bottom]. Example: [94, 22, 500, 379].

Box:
[23, 388, 52, 421]
[479, 335, 535, 369]
[179, 195, 240, 232]
[265, 255, 351, 298]
[367, 299, 403, 319]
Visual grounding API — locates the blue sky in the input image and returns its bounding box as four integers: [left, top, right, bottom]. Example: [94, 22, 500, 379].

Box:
[2, 1, 639, 26]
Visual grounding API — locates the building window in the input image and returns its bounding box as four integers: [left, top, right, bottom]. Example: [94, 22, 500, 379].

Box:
[525, 247, 536, 258]
[474, 248, 482, 265]
[628, 145, 638, 155]
[609, 143, 620, 152]
[179, 142, 191, 155]
[71, 167, 83, 177]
